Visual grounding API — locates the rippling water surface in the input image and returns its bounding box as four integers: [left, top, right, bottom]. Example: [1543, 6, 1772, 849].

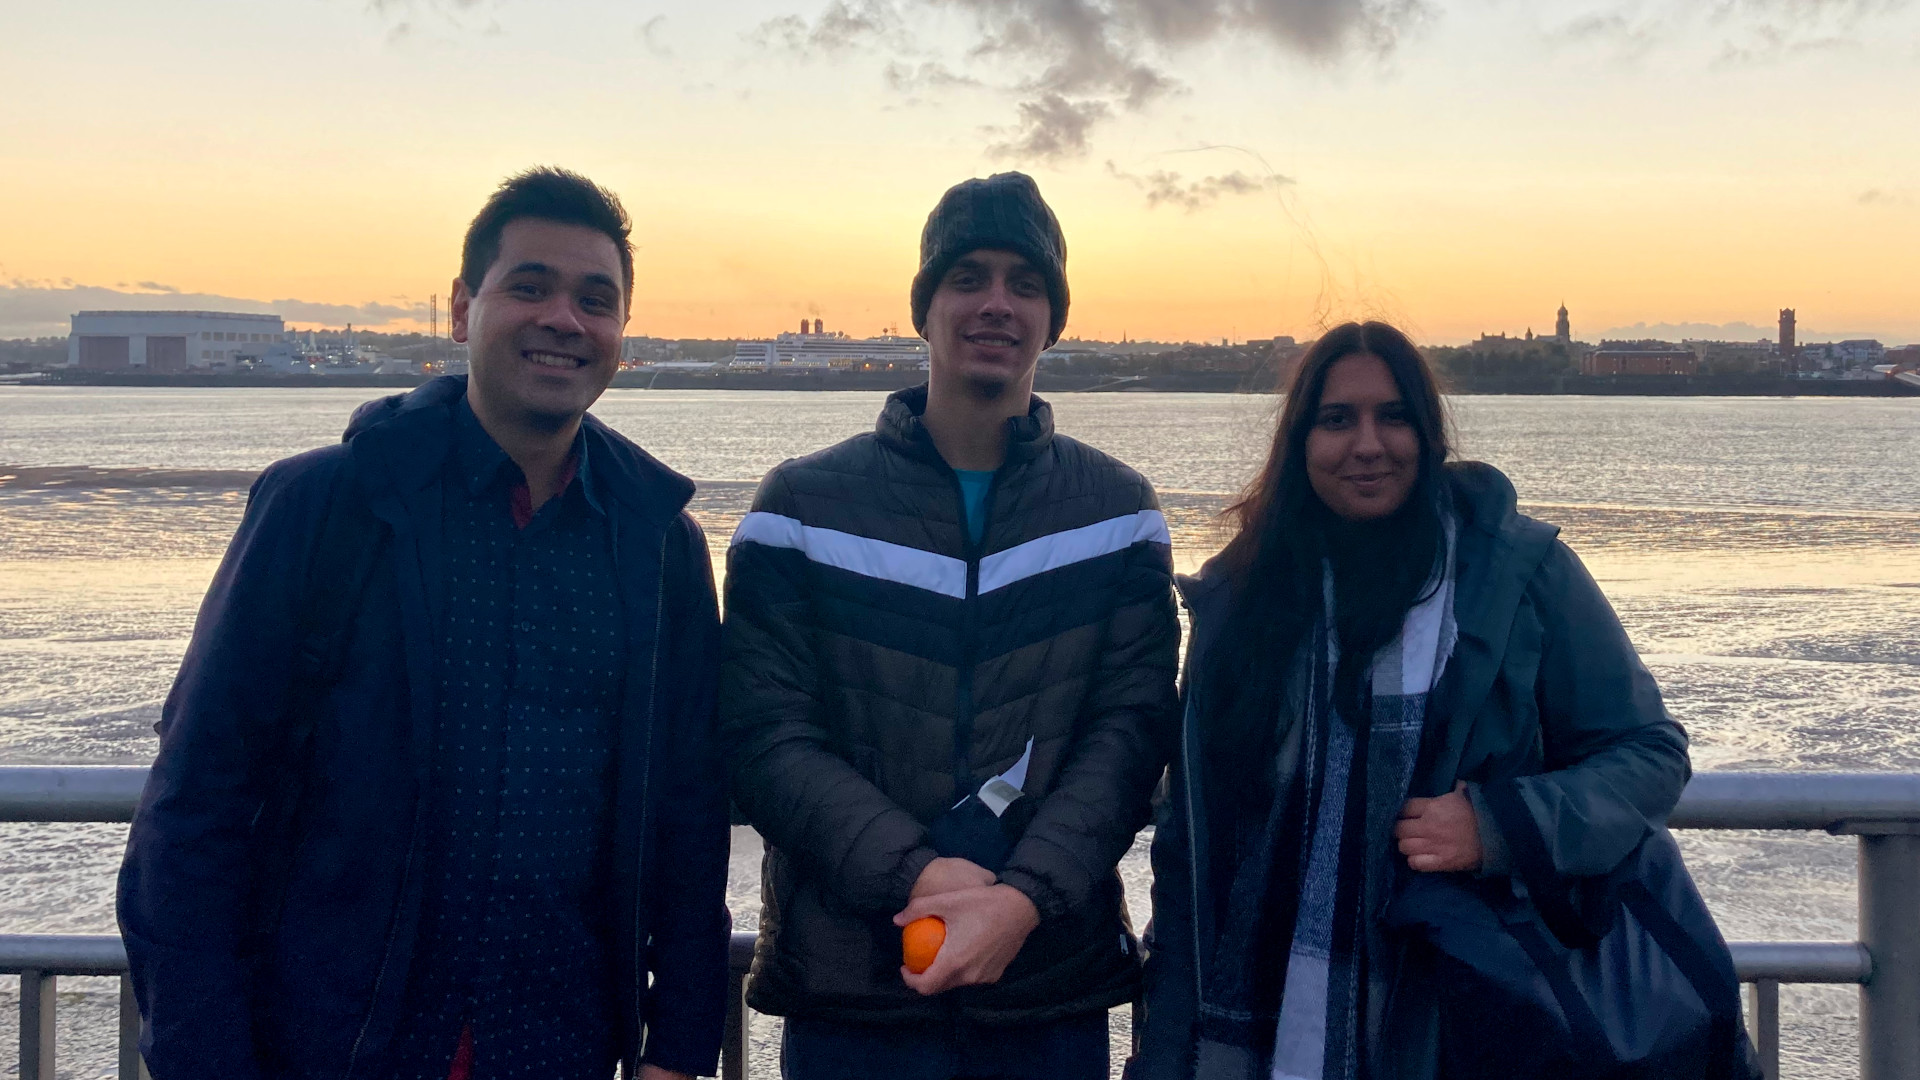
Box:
[2, 387, 1916, 1077]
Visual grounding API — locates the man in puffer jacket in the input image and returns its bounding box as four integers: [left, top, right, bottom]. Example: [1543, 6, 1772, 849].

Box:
[721, 172, 1181, 1079]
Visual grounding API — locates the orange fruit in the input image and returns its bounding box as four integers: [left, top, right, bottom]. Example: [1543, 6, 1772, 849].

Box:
[902, 916, 946, 974]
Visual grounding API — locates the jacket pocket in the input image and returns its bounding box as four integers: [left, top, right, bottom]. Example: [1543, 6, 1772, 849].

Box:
[788, 879, 895, 998]
[998, 873, 1138, 1000]
[767, 847, 896, 1000]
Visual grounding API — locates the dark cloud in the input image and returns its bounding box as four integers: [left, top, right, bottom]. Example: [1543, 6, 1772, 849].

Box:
[0, 281, 426, 338]
[762, 0, 1426, 160]
[986, 95, 1112, 161]
[948, 0, 1422, 138]
[134, 281, 181, 293]
[1106, 161, 1295, 210]
[883, 60, 985, 95]
[751, 0, 906, 56]
[1858, 187, 1913, 206]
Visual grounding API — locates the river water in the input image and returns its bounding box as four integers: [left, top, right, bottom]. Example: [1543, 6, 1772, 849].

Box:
[2, 387, 1916, 1078]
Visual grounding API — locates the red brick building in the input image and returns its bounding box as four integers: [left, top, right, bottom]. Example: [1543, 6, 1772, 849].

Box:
[1582, 342, 1700, 376]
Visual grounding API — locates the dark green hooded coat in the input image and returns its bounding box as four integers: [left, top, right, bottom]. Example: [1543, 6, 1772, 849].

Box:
[1132, 461, 1692, 1079]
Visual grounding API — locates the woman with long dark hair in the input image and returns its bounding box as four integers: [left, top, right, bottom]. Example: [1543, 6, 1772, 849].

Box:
[1132, 322, 1692, 1078]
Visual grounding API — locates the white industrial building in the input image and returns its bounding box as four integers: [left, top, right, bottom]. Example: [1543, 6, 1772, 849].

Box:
[67, 310, 287, 372]
[730, 322, 930, 371]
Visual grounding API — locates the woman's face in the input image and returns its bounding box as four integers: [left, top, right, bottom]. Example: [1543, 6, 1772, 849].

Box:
[1305, 352, 1421, 522]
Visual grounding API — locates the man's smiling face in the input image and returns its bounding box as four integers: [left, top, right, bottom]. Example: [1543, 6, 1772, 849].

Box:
[452, 216, 627, 430]
[923, 249, 1050, 397]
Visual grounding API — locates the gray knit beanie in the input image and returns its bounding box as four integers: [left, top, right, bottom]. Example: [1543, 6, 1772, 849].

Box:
[909, 172, 1069, 348]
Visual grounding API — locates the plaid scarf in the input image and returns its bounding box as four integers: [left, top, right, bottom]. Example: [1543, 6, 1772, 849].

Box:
[1195, 530, 1457, 1080]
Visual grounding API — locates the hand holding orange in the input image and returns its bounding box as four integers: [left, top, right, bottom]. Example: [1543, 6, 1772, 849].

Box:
[902, 915, 946, 974]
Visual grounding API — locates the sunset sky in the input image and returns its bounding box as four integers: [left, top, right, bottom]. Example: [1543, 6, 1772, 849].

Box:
[4, 0, 1917, 344]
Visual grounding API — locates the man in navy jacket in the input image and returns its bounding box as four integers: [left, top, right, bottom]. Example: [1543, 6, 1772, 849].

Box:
[117, 168, 730, 1080]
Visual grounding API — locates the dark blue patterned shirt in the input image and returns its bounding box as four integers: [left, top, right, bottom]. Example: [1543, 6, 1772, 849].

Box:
[387, 396, 626, 1080]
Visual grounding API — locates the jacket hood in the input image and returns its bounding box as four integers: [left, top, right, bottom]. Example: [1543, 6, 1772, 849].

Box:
[875, 382, 1056, 467]
[1444, 459, 1526, 540]
[342, 374, 468, 442]
[341, 375, 696, 520]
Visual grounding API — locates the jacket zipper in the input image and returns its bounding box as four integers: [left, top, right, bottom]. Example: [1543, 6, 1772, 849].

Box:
[342, 507, 424, 1079]
[343, 807, 423, 1078]
[627, 527, 670, 1076]
[949, 466, 996, 801]
[1180, 690, 1206, 1015]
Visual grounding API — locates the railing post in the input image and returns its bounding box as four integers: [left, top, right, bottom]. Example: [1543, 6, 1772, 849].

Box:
[721, 969, 746, 1080]
[120, 974, 150, 1080]
[1855, 829, 1920, 1080]
[1746, 979, 1780, 1080]
[19, 969, 55, 1080]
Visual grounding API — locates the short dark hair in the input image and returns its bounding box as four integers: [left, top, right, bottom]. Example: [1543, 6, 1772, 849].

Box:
[460, 167, 633, 309]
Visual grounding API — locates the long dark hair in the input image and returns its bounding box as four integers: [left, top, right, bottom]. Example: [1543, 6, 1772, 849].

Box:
[1203, 321, 1453, 795]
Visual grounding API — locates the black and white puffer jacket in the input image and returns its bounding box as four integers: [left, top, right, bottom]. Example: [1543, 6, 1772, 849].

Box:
[720, 383, 1181, 1025]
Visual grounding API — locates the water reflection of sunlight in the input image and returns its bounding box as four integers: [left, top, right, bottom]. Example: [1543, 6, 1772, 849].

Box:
[1581, 547, 1905, 592]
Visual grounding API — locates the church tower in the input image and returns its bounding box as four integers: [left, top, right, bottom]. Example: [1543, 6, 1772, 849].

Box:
[1555, 303, 1571, 343]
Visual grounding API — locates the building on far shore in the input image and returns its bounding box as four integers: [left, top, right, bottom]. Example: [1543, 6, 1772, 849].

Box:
[1795, 339, 1887, 378]
[1582, 341, 1699, 376]
[1482, 303, 1574, 346]
[1836, 340, 1886, 370]
[68, 310, 286, 372]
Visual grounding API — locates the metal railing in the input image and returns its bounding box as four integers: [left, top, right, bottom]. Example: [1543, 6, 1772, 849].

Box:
[2, 767, 1917, 1079]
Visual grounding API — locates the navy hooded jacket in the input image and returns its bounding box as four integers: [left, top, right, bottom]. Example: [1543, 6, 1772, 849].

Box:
[116, 376, 731, 1080]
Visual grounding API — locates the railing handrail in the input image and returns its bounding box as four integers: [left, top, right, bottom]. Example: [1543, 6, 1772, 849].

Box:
[1670, 771, 1920, 831]
[0, 932, 764, 976]
[0, 766, 145, 822]
[0, 934, 133, 976]
[7, 764, 1920, 1079]
[0, 931, 1867, 985]
[11, 765, 1920, 830]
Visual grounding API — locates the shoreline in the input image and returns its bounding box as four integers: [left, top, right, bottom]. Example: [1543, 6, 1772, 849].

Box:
[10, 369, 1916, 397]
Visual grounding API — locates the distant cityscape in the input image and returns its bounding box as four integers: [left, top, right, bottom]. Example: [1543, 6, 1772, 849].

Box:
[2, 305, 1917, 390]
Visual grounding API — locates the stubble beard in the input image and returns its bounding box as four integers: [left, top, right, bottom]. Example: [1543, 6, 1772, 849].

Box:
[959, 368, 1017, 402]
[943, 350, 1036, 406]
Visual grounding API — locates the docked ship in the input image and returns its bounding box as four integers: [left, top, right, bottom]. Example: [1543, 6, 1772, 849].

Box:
[729, 319, 930, 372]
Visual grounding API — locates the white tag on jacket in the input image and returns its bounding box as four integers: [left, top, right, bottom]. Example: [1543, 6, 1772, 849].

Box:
[974, 738, 1034, 818]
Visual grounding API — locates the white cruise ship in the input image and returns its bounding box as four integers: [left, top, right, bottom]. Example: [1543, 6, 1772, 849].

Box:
[731, 320, 930, 372]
